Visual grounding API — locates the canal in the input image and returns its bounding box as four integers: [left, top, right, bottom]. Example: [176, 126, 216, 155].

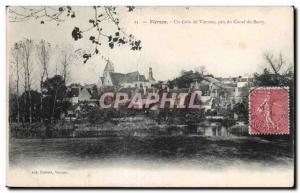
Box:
[9, 136, 293, 169]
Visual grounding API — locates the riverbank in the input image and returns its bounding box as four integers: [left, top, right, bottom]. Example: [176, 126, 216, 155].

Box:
[9, 115, 292, 141]
[9, 116, 246, 139]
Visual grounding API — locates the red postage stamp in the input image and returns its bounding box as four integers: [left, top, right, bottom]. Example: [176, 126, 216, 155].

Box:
[249, 87, 289, 135]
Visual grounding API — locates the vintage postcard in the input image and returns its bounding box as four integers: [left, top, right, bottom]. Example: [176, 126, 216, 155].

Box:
[6, 6, 295, 187]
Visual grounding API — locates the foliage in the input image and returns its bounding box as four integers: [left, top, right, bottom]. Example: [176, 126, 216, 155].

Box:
[253, 68, 293, 86]
[232, 99, 249, 123]
[9, 90, 41, 122]
[87, 108, 117, 124]
[9, 6, 141, 63]
[43, 75, 66, 98]
[167, 70, 204, 89]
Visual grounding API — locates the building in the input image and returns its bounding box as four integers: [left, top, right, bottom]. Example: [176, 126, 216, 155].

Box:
[98, 60, 156, 89]
[188, 75, 253, 112]
[64, 83, 98, 105]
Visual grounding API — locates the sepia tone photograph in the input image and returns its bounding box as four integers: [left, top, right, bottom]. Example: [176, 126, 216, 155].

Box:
[6, 6, 295, 187]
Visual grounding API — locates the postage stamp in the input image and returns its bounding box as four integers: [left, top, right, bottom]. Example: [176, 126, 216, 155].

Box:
[249, 87, 289, 135]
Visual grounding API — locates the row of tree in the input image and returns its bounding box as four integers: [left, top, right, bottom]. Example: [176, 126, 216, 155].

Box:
[9, 39, 74, 124]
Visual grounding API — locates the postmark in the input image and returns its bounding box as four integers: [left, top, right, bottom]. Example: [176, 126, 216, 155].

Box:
[249, 87, 289, 135]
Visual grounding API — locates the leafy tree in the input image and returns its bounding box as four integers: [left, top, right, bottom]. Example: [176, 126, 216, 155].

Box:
[42, 75, 70, 120]
[168, 70, 204, 89]
[18, 90, 41, 123]
[9, 93, 19, 123]
[232, 99, 248, 123]
[8, 6, 141, 63]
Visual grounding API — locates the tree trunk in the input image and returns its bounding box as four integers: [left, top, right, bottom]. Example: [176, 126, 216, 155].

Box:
[23, 72, 27, 123]
[52, 89, 58, 121]
[16, 61, 20, 124]
[40, 80, 43, 123]
[27, 68, 32, 125]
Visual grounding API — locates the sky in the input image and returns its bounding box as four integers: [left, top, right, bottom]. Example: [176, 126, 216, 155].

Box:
[7, 6, 294, 88]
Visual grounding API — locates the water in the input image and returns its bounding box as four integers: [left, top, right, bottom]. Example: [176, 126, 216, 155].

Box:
[9, 136, 293, 170]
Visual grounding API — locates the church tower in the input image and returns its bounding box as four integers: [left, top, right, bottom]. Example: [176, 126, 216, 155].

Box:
[148, 67, 155, 83]
[99, 59, 115, 88]
[103, 59, 114, 75]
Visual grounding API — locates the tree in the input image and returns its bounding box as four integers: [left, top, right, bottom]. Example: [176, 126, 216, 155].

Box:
[232, 99, 248, 123]
[19, 39, 34, 124]
[8, 6, 141, 63]
[254, 52, 293, 86]
[59, 45, 75, 84]
[19, 90, 42, 122]
[36, 40, 51, 122]
[168, 70, 204, 89]
[42, 75, 67, 120]
[10, 43, 21, 124]
[264, 52, 284, 75]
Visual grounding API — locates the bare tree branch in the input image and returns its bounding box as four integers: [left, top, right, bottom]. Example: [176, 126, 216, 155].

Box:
[264, 51, 290, 75]
[8, 6, 141, 63]
[19, 38, 34, 125]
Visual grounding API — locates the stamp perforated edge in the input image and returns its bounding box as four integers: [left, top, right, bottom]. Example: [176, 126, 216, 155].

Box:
[248, 86, 290, 135]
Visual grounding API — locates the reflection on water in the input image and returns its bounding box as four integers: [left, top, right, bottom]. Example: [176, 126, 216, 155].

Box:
[9, 136, 293, 169]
